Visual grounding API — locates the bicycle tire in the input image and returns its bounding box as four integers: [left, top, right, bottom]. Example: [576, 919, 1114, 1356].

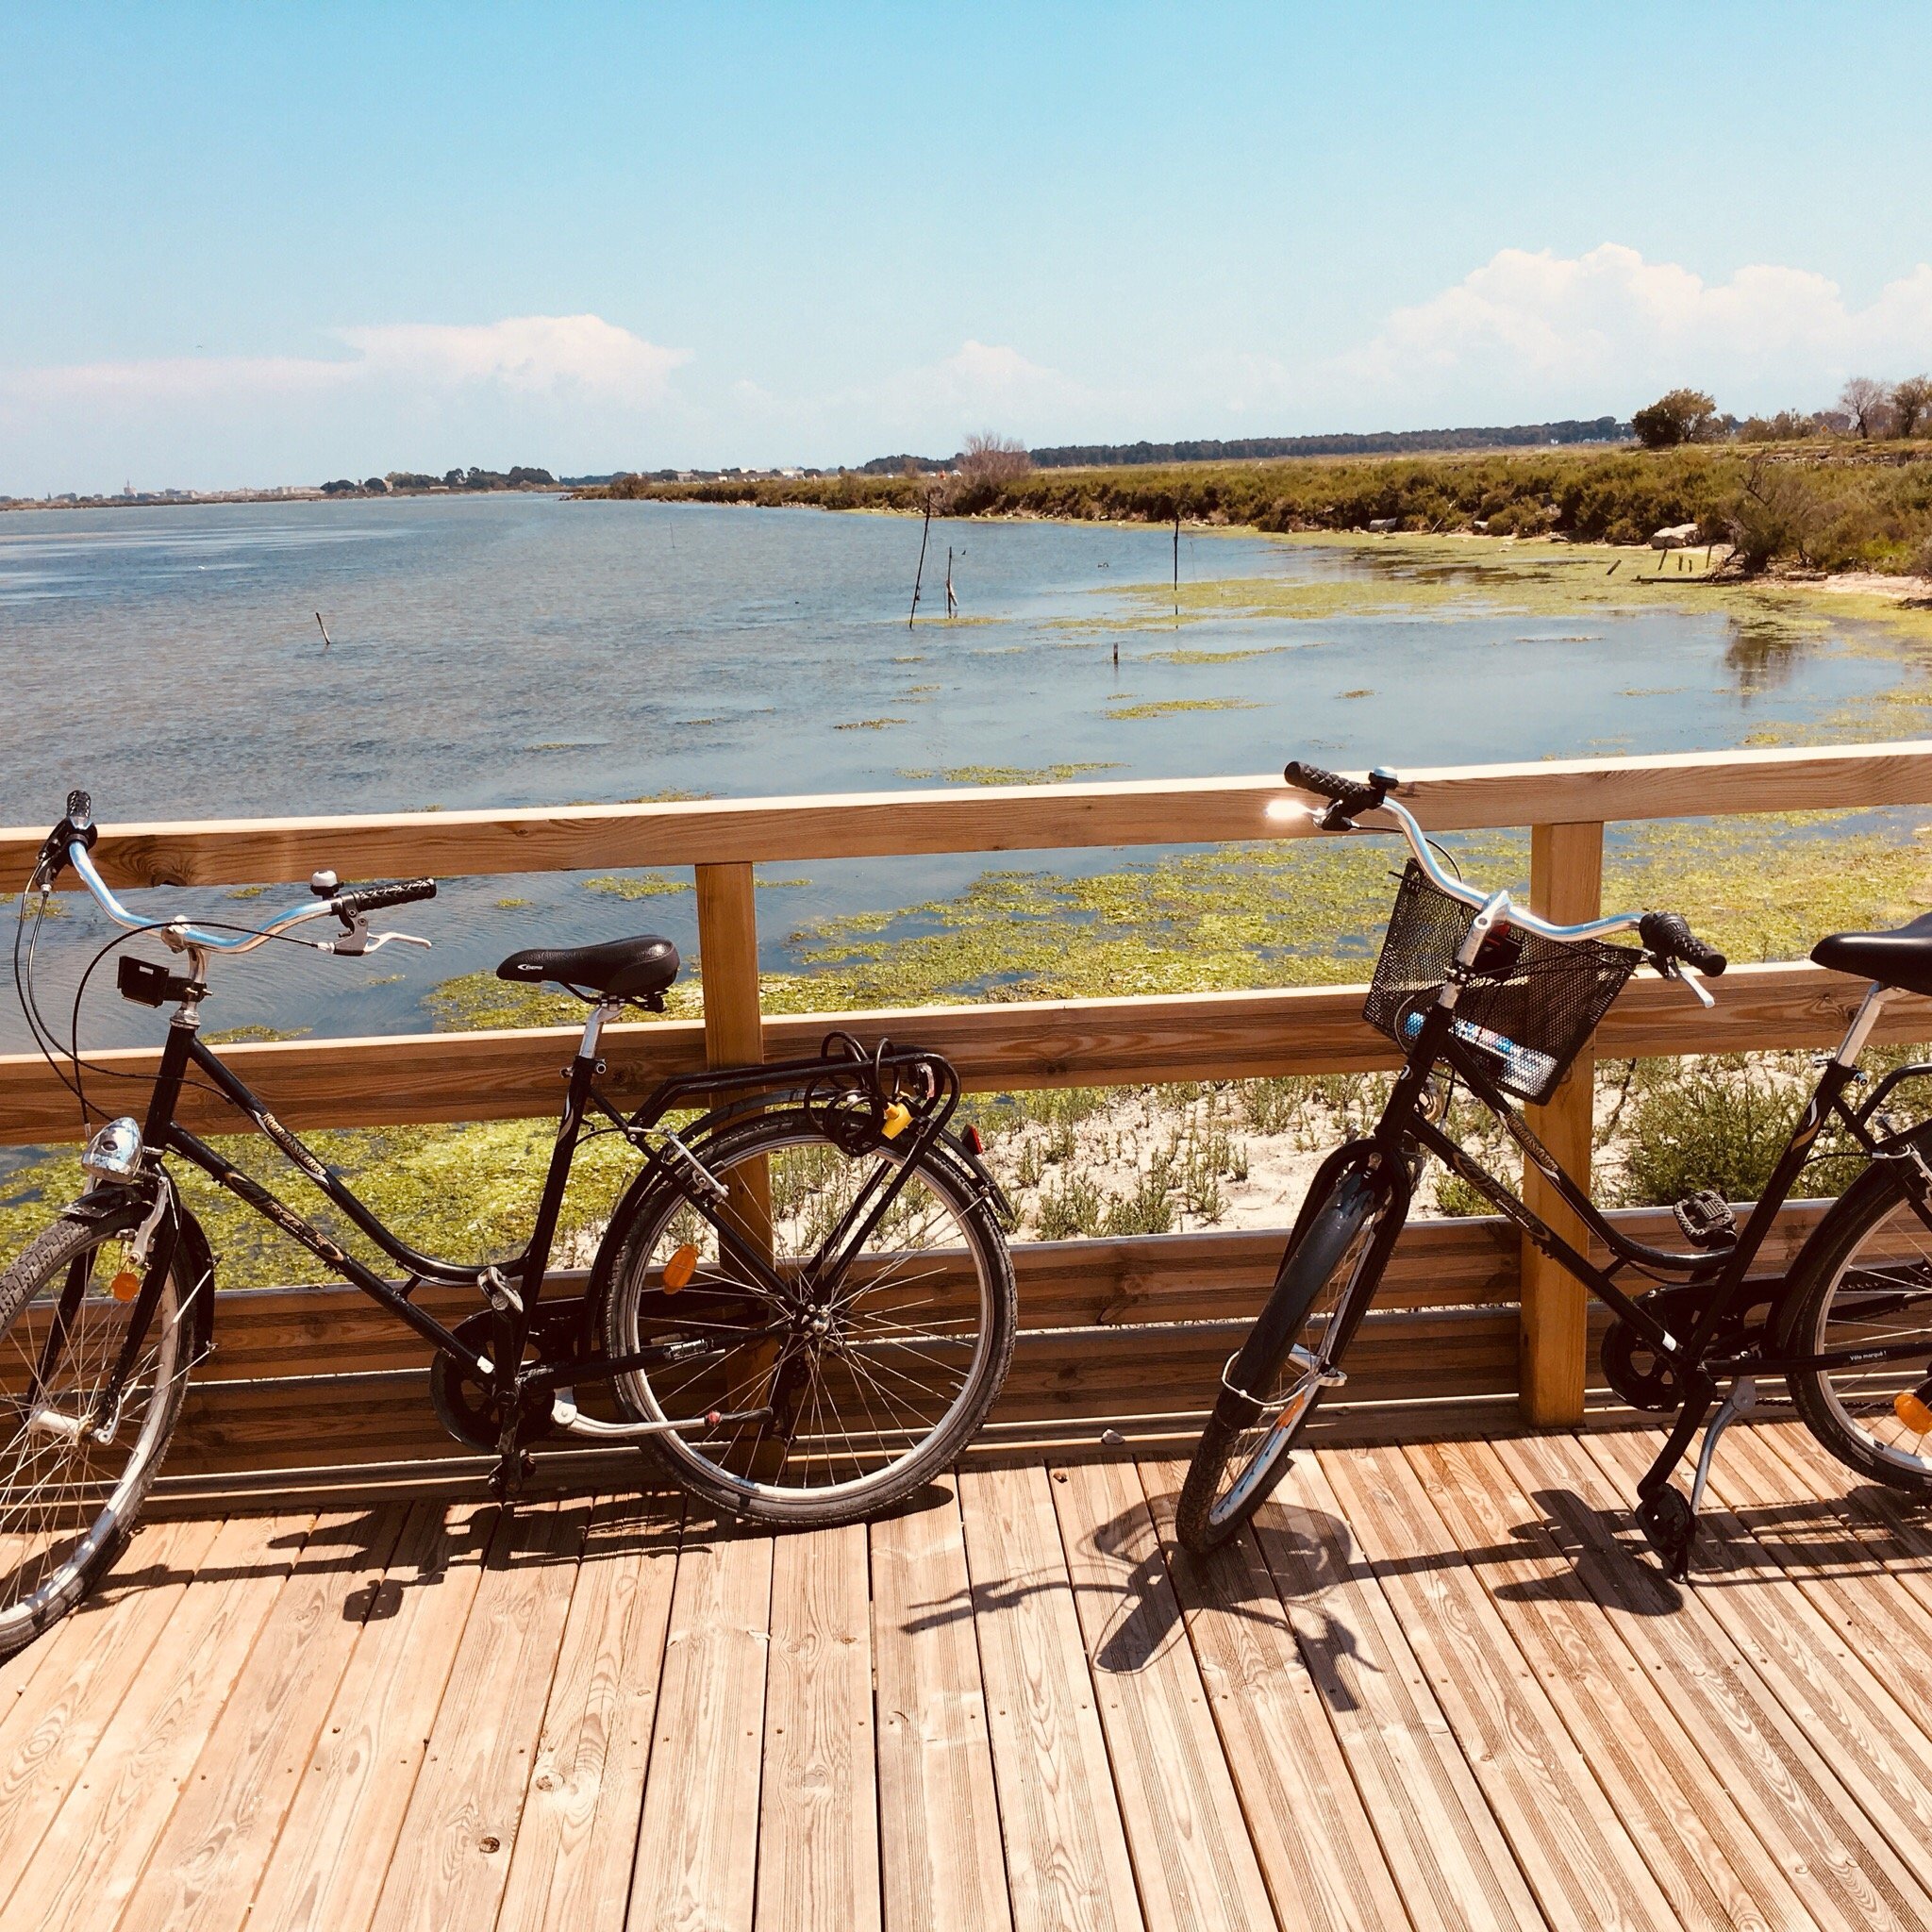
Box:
[0, 1203, 195, 1658]
[598, 1107, 1015, 1525]
[1775, 1151, 1932, 1494]
[1175, 1162, 1388, 1554]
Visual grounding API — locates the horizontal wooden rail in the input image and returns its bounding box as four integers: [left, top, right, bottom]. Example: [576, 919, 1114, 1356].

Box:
[144, 1202, 1824, 1491]
[8, 740, 1932, 891]
[5, 958, 1926, 1144]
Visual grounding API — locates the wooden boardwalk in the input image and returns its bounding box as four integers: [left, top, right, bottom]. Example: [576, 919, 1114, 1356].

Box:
[7, 1420, 1932, 1931]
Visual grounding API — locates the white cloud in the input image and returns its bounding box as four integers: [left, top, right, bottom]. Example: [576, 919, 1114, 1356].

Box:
[0, 314, 693, 492]
[1322, 244, 1932, 417]
[338, 314, 689, 403]
[8, 252, 1932, 492]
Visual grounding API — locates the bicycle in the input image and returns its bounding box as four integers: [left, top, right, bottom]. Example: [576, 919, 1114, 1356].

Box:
[0, 791, 1016, 1657]
[1177, 758, 1932, 1580]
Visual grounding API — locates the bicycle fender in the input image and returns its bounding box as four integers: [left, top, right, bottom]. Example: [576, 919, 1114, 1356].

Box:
[175, 1206, 217, 1368]
[59, 1184, 219, 1369]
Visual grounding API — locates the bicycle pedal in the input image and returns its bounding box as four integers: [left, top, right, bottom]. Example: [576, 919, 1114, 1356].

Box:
[1672, 1190, 1737, 1248]
[1634, 1485, 1697, 1582]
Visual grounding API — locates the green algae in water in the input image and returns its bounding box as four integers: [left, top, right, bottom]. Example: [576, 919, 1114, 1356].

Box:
[586, 872, 691, 899]
[896, 762, 1124, 786]
[1107, 697, 1260, 720]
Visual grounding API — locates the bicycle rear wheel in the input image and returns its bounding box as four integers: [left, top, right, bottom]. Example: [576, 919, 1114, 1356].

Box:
[600, 1107, 1014, 1525]
[1777, 1158, 1932, 1494]
[1175, 1161, 1389, 1554]
[0, 1204, 194, 1657]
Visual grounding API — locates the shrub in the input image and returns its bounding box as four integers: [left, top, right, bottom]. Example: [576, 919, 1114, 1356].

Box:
[1724, 460, 1823, 573]
[1616, 1058, 1805, 1208]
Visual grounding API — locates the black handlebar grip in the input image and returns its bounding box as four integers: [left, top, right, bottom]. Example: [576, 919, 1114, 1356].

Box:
[1640, 911, 1727, 976]
[336, 877, 438, 916]
[1282, 759, 1390, 821]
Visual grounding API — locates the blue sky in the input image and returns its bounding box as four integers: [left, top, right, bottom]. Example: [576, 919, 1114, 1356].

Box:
[5, 3, 1931, 492]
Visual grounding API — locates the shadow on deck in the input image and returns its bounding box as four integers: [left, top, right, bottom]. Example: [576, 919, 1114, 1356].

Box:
[6, 1419, 1932, 1930]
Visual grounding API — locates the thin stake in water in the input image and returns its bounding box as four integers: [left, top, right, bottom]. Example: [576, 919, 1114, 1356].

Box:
[908, 491, 934, 629]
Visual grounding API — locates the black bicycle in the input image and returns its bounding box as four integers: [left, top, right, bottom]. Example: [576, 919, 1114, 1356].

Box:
[1178, 759, 1932, 1579]
[0, 791, 1016, 1657]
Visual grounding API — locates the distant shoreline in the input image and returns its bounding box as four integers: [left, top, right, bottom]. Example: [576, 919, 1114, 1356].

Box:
[0, 483, 572, 515]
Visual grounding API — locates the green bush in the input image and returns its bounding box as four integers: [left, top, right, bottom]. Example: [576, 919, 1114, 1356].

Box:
[1615, 1057, 1807, 1207]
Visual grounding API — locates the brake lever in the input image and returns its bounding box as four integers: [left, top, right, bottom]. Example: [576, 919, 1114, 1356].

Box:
[1655, 956, 1715, 1008]
[364, 929, 432, 954]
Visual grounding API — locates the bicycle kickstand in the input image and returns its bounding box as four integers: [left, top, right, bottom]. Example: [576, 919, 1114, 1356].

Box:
[1633, 1377, 1757, 1583]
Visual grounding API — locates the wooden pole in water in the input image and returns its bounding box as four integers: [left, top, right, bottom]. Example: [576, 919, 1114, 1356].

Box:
[945, 545, 958, 619]
[909, 491, 933, 629]
[314, 611, 332, 651]
[1173, 511, 1180, 620]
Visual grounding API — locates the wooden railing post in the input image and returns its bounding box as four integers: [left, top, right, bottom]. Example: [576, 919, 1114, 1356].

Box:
[1519, 821, 1604, 1426]
[694, 861, 770, 1234]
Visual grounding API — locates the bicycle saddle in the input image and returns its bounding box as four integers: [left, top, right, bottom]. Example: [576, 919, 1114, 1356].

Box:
[496, 933, 681, 1002]
[1811, 910, 1932, 998]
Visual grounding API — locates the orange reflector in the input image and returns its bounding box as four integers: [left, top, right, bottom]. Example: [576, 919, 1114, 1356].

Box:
[882, 1102, 913, 1141]
[110, 1268, 142, 1303]
[662, 1243, 699, 1292]
[1895, 1390, 1932, 1435]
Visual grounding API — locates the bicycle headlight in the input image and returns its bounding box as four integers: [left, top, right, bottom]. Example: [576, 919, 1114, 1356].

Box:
[82, 1116, 144, 1184]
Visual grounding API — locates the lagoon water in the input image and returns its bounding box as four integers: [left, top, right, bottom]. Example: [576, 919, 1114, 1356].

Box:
[0, 493, 1908, 1049]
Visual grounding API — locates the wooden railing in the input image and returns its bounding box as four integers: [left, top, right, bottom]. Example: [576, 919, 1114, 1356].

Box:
[5, 741, 1932, 1491]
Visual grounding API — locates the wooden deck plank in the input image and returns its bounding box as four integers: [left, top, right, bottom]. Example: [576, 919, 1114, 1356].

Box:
[1250, 1451, 1545, 1932]
[1713, 1424, 1932, 1701]
[871, 1484, 1014, 1932]
[756, 1521, 883, 1932]
[1049, 1458, 1275, 1932]
[0, 1513, 312, 1932]
[1589, 1427, 1932, 1898]
[1412, 1435, 1808, 1932]
[626, 1518, 773, 1932]
[0, 1517, 221, 1877]
[1323, 1441, 1681, 1932]
[248, 1501, 496, 1932]
[1754, 1422, 1932, 1626]
[1494, 1430, 1932, 1932]
[1137, 1460, 1412, 1932]
[366, 1497, 589, 1932]
[494, 1494, 682, 1932]
[957, 1463, 1142, 1932]
[108, 1508, 408, 1932]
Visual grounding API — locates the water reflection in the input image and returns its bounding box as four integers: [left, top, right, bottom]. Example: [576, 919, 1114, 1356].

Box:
[1724, 614, 1814, 693]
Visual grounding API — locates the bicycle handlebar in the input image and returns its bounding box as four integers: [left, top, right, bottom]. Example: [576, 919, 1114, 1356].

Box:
[41, 802, 438, 959]
[1277, 758, 1724, 974]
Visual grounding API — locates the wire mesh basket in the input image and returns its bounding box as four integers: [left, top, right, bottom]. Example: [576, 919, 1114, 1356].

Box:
[1363, 861, 1641, 1105]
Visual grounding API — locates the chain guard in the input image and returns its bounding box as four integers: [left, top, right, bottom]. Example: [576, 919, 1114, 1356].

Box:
[429, 1310, 515, 1451]
[1599, 1318, 1690, 1412]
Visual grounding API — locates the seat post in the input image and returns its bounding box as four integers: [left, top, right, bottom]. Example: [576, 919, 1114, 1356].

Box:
[1834, 985, 1890, 1067]
[577, 999, 625, 1061]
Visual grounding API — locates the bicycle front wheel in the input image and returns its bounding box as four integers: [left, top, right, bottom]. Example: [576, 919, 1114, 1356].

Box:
[1175, 1161, 1389, 1554]
[0, 1204, 195, 1658]
[600, 1108, 1015, 1525]
[1777, 1157, 1932, 1494]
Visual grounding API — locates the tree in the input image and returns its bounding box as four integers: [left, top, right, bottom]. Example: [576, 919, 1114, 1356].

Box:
[1891, 375, 1932, 439]
[1839, 375, 1890, 439]
[956, 432, 1032, 483]
[1630, 389, 1718, 448]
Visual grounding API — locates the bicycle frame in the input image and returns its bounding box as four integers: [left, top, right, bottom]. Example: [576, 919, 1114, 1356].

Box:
[1374, 986, 1932, 1428]
[111, 974, 963, 1427]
